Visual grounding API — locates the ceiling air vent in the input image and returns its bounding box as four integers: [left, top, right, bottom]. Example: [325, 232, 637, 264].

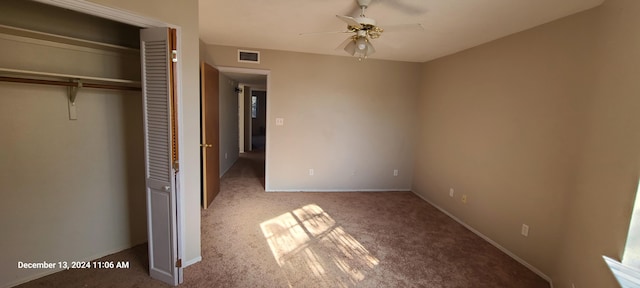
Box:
[238, 50, 260, 64]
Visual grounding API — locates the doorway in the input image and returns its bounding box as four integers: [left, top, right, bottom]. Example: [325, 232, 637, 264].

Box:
[216, 66, 269, 188]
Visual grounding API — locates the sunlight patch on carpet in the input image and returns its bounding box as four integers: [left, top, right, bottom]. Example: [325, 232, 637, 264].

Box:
[260, 204, 379, 286]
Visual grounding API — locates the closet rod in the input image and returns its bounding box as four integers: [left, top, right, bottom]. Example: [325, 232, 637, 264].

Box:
[0, 76, 141, 91]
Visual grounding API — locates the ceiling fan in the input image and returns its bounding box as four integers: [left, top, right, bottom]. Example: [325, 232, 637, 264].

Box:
[302, 0, 425, 60]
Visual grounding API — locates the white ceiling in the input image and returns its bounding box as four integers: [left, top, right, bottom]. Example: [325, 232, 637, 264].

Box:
[199, 0, 603, 63]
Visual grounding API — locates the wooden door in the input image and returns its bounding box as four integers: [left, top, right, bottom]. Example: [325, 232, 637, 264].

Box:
[201, 62, 220, 209]
[140, 27, 182, 285]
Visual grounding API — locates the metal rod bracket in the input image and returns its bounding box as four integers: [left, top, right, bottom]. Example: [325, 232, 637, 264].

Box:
[68, 79, 82, 104]
[68, 79, 82, 120]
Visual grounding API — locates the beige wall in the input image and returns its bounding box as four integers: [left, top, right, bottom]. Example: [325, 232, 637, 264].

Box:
[413, 0, 640, 286]
[0, 8, 145, 287]
[413, 7, 594, 278]
[555, 0, 640, 287]
[219, 73, 239, 176]
[203, 45, 421, 191]
[87, 0, 202, 265]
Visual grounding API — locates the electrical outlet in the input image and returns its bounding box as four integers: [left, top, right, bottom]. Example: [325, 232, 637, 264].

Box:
[276, 118, 284, 126]
[449, 188, 454, 197]
[393, 169, 398, 176]
[309, 168, 314, 176]
[225, 152, 228, 159]
[461, 194, 467, 204]
[521, 224, 529, 237]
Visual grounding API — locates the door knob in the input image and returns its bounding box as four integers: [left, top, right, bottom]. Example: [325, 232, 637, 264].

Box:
[200, 144, 213, 148]
[163, 186, 170, 191]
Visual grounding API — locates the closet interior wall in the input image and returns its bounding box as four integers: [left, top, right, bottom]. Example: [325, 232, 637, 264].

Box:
[0, 1, 146, 287]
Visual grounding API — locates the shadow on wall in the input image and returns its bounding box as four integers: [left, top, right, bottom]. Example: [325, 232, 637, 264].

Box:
[120, 91, 147, 246]
[260, 204, 379, 287]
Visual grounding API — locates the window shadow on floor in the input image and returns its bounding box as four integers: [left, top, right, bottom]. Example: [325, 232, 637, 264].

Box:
[260, 204, 379, 287]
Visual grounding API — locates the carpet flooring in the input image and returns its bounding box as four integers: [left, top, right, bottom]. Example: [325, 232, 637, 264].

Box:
[17, 151, 549, 288]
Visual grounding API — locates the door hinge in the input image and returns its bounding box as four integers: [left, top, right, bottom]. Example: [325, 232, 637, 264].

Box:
[175, 258, 182, 268]
[173, 160, 179, 172]
[171, 50, 178, 63]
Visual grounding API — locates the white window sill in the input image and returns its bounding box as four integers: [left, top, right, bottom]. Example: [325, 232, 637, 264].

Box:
[604, 256, 640, 288]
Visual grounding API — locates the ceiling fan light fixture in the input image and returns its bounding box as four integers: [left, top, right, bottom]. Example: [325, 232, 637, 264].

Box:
[305, 0, 425, 61]
[356, 37, 367, 52]
[344, 39, 357, 55]
[342, 36, 375, 60]
[365, 39, 376, 56]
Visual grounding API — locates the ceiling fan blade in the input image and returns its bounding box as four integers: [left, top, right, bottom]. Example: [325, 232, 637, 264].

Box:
[381, 23, 424, 33]
[336, 15, 362, 29]
[300, 30, 351, 36]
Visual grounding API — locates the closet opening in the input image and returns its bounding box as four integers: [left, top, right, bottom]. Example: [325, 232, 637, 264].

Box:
[0, 0, 183, 286]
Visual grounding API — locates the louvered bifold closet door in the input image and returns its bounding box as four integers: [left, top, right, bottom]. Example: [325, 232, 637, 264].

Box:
[140, 27, 180, 286]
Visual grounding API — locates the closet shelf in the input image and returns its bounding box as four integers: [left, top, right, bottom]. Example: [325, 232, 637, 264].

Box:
[0, 24, 139, 53]
[0, 24, 142, 121]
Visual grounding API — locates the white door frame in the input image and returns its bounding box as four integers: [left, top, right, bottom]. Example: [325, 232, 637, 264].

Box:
[32, 0, 186, 282]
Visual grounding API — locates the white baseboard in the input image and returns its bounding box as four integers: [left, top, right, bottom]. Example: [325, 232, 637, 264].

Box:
[265, 188, 412, 192]
[411, 191, 554, 288]
[6, 266, 63, 288]
[5, 242, 144, 288]
[184, 256, 202, 267]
